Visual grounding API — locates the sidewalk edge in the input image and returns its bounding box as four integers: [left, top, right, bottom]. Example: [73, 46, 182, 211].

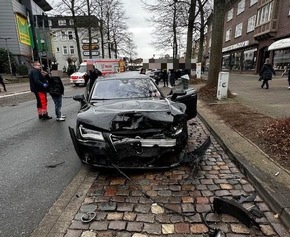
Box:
[30, 166, 96, 237]
[197, 101, 290, 229]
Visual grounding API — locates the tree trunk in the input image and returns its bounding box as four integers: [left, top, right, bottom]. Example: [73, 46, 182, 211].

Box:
[207, 0, 226, 87]
[86, 0, 92, 59]
[71, 2, 82, 64]
[185, 0, 196, 71]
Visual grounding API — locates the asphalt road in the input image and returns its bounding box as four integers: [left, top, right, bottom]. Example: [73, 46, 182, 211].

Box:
[224, 72, 290, 118]
[0, 85, 84, 236]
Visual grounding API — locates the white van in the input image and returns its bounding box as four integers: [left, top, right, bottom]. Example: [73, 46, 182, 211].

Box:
[70, 59, 122, 86]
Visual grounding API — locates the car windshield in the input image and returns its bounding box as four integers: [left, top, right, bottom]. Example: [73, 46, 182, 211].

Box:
[91, 78, 161, 100]
[78, 65, 87, 73]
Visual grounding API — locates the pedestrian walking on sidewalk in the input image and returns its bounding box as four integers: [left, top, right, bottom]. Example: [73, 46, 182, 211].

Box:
[29, 61, 52, 120]
[281, 64, 290, 89]
[259, 58, 276, 89]
[46, 74, 66, 121]
[0, 74, 7, 92]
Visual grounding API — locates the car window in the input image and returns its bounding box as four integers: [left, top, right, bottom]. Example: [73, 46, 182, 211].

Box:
[91, 78, 161, 100]
[78, 65, 87, 73]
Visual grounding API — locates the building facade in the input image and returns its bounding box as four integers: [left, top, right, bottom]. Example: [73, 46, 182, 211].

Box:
[222, 0, 290, 73]
[0, 0, 53, 71]
[48, 15, 112, 71]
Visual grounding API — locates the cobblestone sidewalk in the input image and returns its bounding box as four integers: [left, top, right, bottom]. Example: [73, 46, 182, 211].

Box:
[62, 118, 289, 237]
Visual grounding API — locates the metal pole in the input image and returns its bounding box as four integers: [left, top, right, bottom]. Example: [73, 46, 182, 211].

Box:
[0, 37, 13, 78]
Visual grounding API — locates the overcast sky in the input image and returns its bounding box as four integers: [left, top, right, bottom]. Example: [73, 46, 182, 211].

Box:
[50, 0, 163, 59]
[120, 0, 161, 59]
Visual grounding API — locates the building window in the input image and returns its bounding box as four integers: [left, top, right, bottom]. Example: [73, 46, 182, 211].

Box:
[225, 28, 232, 41]
[63, 46, 68, 55]
[58, 19, 66, 26]
[250, 0, 258, 7]
[68, 31, 73, 40]
[235, 22, 243, 38]
[69, 19, 74, 26]
[61, 31, 67, 41]
[237, 0, 245, 15]
[256, 2, 273, 25]
[247, 15, 256, 33]
[227, 8, 233, 22]
[48, 20, 52, 27]
[69, 46, 75, 54]
[56, 47, 60, 52]
[288, 8, 290, 16]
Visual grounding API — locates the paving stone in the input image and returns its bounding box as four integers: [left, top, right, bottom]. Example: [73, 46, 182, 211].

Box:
[80, 231, 96, 237]
[116, 203, 134, 212]
[161, 224, 175, 234]
[189, 223, 208, 233]
[174, 223, 190, 233]
[123, 212, 137, 221]
[108, 221, 127, 230]
[143, 223, 162, 234]
[126, 222, 143, 232]
[260, 224, 277, 236]
[271, 223, 290, 237]
[230, 224, 250, 234]
[69, 221, 90, 230]
[107, 212, 123, 220]
[89, 221, 108, 231]
[151, 203, 164, 214]
[64, 229, 82, 237]
[136, 214, 155, 223]
[97, 202, 117, 211]
[181, 196, 194, 203]
[135, 204, 151, 213]
[132, 234, 148, 237]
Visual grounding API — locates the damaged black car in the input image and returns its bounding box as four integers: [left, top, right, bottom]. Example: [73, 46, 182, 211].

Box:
[69, 72, 198, 169]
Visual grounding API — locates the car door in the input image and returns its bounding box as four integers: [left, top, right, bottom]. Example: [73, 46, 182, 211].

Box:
[172, 88, 197, 120]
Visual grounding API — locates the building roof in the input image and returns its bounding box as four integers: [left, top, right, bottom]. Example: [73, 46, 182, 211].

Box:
[34, 0, 53, 11]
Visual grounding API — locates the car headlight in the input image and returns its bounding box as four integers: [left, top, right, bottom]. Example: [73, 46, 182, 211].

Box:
[79, 124, 105, 141]
[174, 127, 183, 135]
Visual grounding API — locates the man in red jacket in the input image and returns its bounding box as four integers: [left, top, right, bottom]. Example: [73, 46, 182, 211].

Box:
[29, 61, 52, 120]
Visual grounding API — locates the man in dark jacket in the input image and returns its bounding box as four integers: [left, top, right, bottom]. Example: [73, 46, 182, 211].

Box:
[87, 66, 102, 92]
[0, 74, 7, 92]
[47, 75, 65, 121]
[29, 61, 51, 120]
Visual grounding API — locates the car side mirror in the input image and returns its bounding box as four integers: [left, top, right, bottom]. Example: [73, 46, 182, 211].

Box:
[171, 90, 186, 101]
[73, 94, 85, 102]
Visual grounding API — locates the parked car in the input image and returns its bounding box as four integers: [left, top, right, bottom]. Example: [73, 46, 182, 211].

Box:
[69, 71, 197, 169]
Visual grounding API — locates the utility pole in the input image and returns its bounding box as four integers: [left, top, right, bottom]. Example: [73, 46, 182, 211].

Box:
[0, 37, 13, 78]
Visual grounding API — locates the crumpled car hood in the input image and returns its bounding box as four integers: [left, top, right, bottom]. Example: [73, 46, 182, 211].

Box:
[77, 99, 186, 131]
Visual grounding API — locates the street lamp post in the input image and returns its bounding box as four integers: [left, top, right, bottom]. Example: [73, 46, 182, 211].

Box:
[0, 37, 13, 78]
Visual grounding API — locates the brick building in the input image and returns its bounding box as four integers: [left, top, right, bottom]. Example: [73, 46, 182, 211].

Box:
[222, 0, 290, 73]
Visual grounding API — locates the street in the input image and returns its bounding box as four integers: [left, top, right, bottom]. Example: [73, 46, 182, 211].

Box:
[0, 85, 83, 236]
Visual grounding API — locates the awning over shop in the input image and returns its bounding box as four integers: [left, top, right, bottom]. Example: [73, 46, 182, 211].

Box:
[268, 38, 290, 51]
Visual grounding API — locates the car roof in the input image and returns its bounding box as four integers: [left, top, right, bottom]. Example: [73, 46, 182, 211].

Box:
[98, 71, 150, 81]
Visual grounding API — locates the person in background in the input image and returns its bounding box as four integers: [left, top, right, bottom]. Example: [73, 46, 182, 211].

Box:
[29, 61, 51, 120]
[87, 65, 102, 92]
[169, 69, 176, 88]
[0, 74, 7, 92]
[46, 74, 66, 121]
[162, 69, 168, 87]
[259, 58, 276, 89]
[281, 63, 290, 89]
[140, 68, 146, 74]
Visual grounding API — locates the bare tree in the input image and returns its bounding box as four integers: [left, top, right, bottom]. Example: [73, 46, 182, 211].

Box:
[142, 0, 187, 60]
